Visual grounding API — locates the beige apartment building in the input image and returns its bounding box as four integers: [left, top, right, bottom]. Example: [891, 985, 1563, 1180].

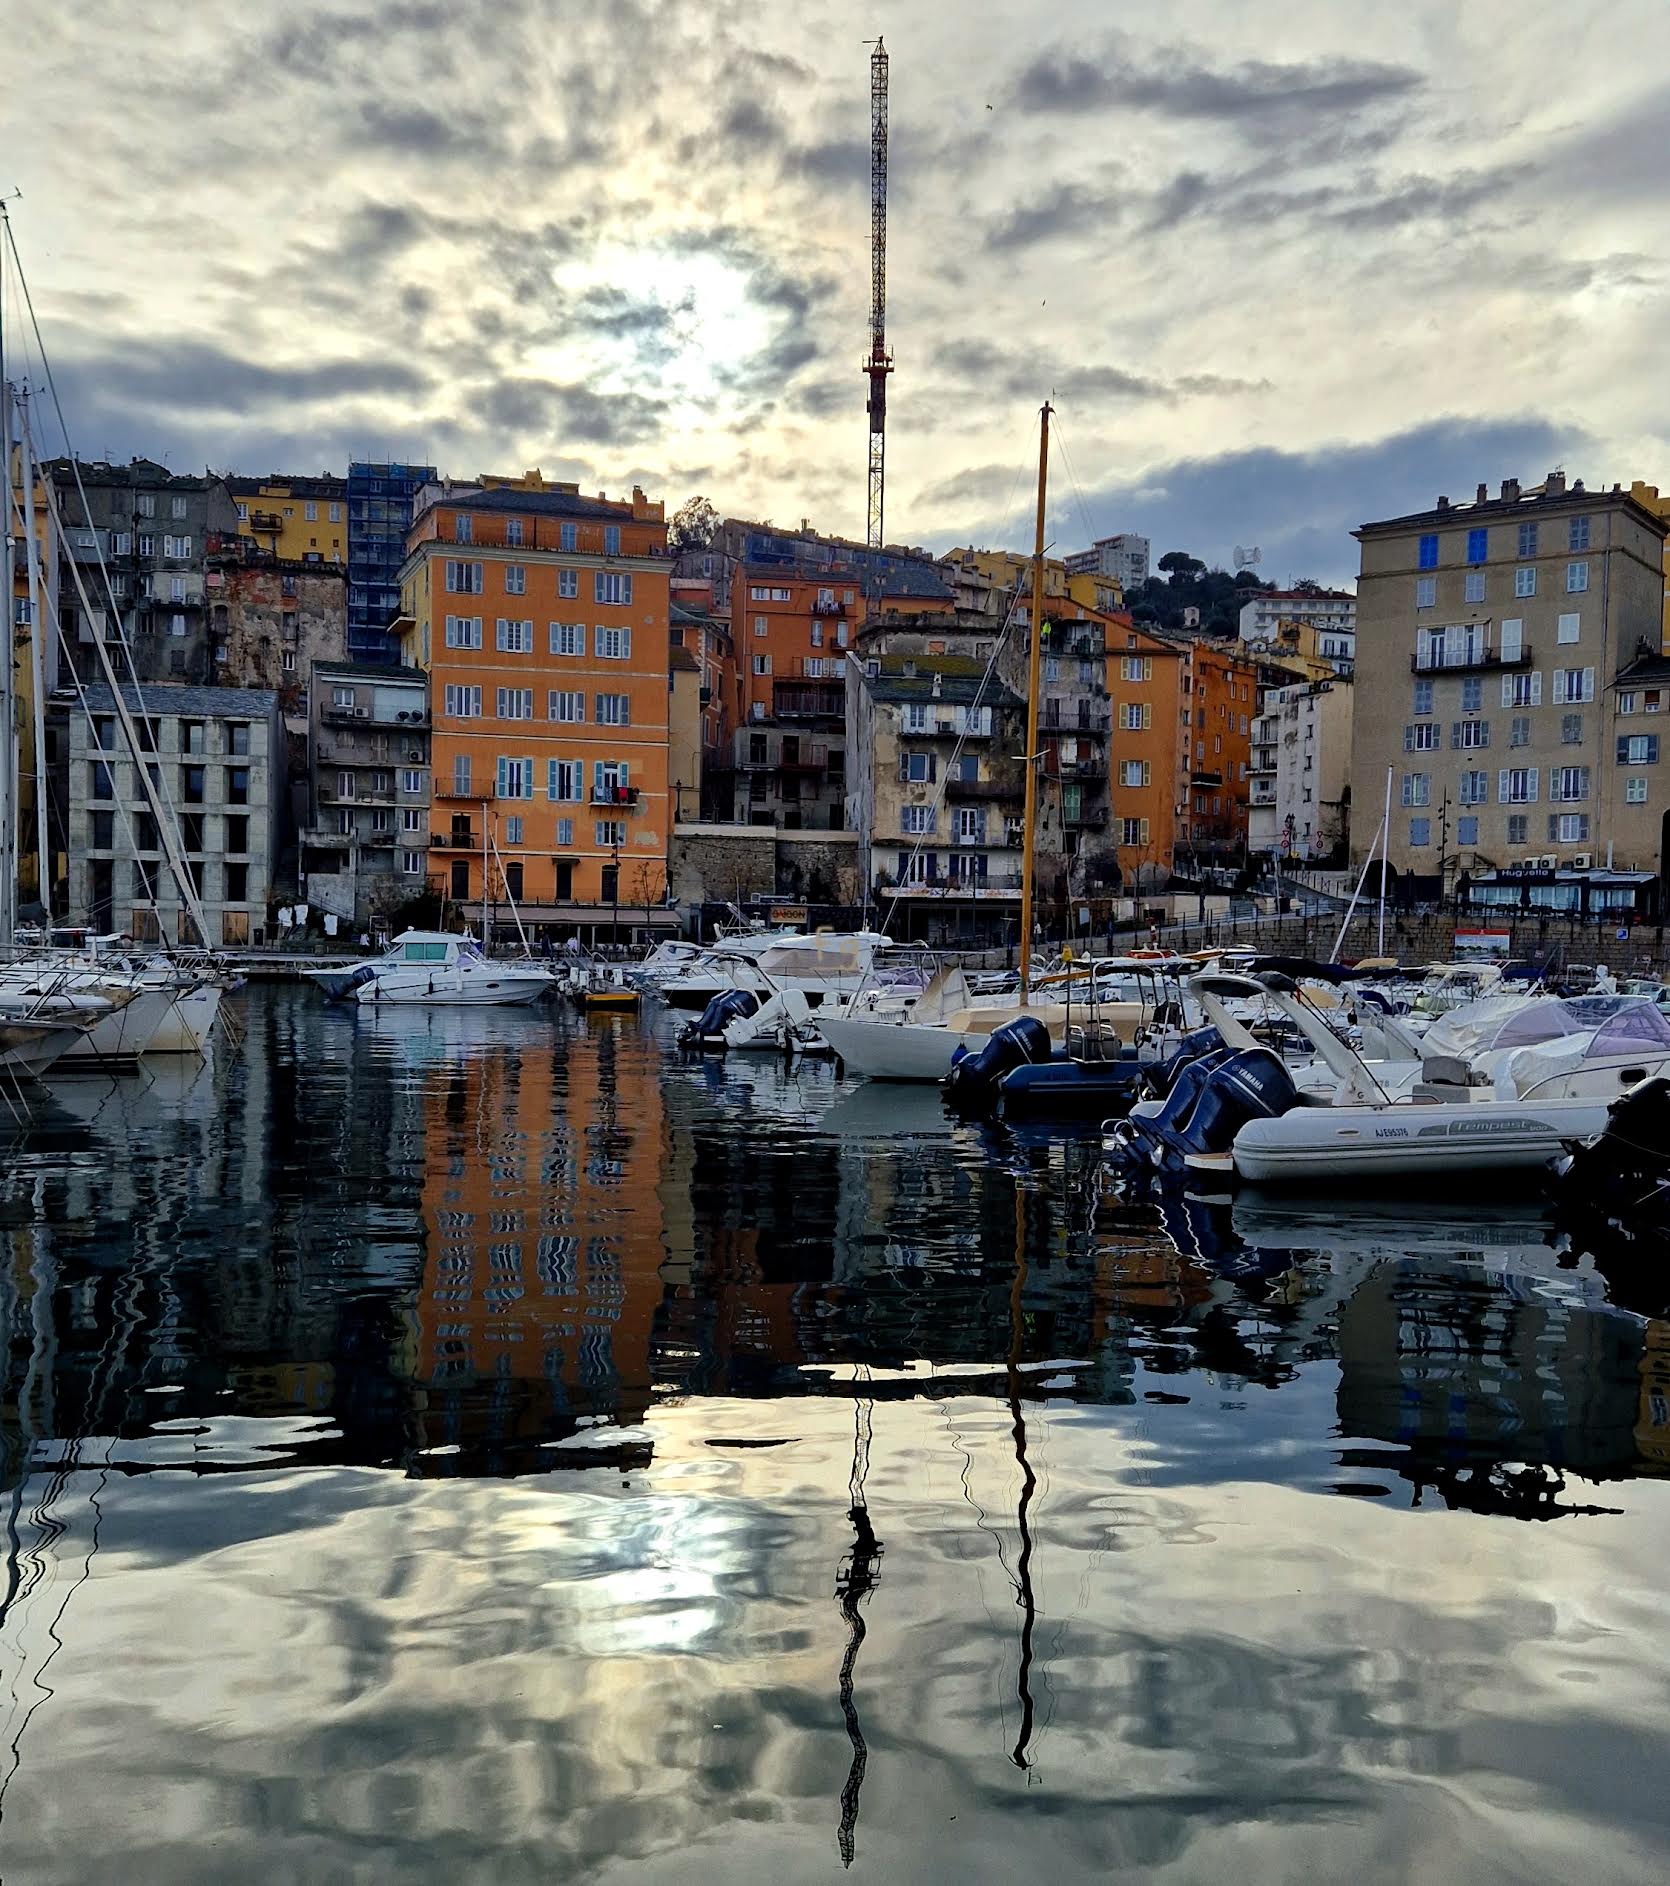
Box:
[1352, 474, 1668, 886]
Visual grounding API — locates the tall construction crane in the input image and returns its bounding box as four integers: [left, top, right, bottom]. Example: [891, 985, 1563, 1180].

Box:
[863, 38, 891, 556]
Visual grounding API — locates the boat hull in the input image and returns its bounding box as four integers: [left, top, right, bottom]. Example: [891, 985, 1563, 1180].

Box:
[59, 986, 172, 1063]
[356, 968, 551, 1007]
[815, 1014, 978, 1081]
[144, 984, 223, 1054]
[1230, 1097, 1615, 1185]
[0, 1018, 88, 1079]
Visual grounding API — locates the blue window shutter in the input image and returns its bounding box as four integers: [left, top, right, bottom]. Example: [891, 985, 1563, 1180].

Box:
[593, 571, 603, 604]
[622, 627, 631, 660]
[623, 574, 632, 605]
[524, 757, 535, 799]
[1649, 736, 1661, 765]
[548, 759, 559, 801]
[495, 756, 507, 799]
[619, 761, 629, 786]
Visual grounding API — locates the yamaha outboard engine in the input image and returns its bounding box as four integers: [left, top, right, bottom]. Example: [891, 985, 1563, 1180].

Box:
[680, 987, 760, 1050]
[1116, 1046, 1297, 1174]
[944, 1015, 1052, 1113]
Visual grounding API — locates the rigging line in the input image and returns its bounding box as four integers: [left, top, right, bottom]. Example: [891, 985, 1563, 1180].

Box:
[3, 221, 210, 950]
[1048, 409, 1103, 564]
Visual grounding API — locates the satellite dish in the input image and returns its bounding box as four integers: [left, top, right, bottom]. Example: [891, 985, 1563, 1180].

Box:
[1233, 545, 1261, 570]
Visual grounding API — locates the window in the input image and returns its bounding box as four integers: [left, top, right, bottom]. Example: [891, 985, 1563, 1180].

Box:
[558, 568, 579, 599]
[181, 719, 207, 754]
[227, 767, 250, 806]
[169, 495, 187, 520]
[495, 756, 533, 800]
[1464, 569, 1486, 603]
[596, 819, 627, 848]
[444, 615, 483, 649]
[1557, 611, 1581, 644]
[1618, 691, 1638, 715]
[1404, 723, 1440, 751]
[1561, 713, 1584, 745]
[1457, 816, 1479, 847]
[1564, 560, 1589, 594]
[1418, 533, 1438, 569]
[550, 622, 585, 657]
[496, 618, 533, 653]
[1553, 667, 1595, 704]
[329, 502, 342, 523]
[1121, 655, 1152, 681]
[136, 493, 155, 517]
[556, 817, 575, 844]
[1551, 812, 1590, 844]
[595, 626, 631, 660]
[1119, 759, 1151, 786]
[182, 764, 206, 804]
[137, 535, 155, 559]
[444, 684, 483, 718]
[1466, 527, 1488, 563]
[454, 513, 472, 543]
[1459, 769, 1489, 805]
[1413, 679, 1434, 716]
[224, 860, 249, 903]
[162, 534, 192, 558]
[505, 517, 524, 547]
[752, 653, 771, 675]
[1456, 720, 1490, 749]
[1626, 776, 1648, 804]
[401, 768, 424, 795]
[595, 693, 630, 726]
[1617, 733, 1659, 766]
[453, 753, 472, 795]
[402, 850, 424, 875]
[901, 703, 929, 733]
[1120, 817, 1151, 846]
[1514, 566, 1536, 597]
[1409, 817, 1431, 846]
[901, 804, 935, 835]
[548, 759, 583, 802]
[603, 525, 621, 556]
[1507, 813, 1528, 845]
[402, 807, 423, 833]
[236, 502, 249, 521]
[902, 752, 934, 784]
[169, 614, 187, 637]
[560, 522, 577, 552]
[504, 564, 527, 595]
[1511, 714, 1531, 747]
[594, 571, 632, 605]
[1500, 766, 1539, 804]
[1119, 702, 1152, 731]
[504, 816, 523, 845]
[954, 807, 985, 845]
[1415, 575, 1436, 608]
[444, 560, 483, 594]
[1400, 773, 1430, 807]
[496, 687, 534, 720]
[1550, 765, 1590, 802]
[1461, 678, 1482, 713]
[1497, 617, 1523, 663]
[90, 809, 114, 849]
[1650, 691, 1665, 714]
[223, 815, 247, 853]
[1569, 515, 1591, 551]
[1517, 522, 1538, 557]
[1503, 670, 1541, 707]
[549, 690, 585, 723]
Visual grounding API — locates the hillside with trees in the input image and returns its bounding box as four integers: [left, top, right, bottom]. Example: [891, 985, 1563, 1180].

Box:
[1124, 554, 1271, 636]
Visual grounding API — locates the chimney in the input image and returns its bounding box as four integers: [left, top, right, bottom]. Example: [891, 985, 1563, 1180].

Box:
[1573, 479, 1586, 493]
[1501, 477, 1521, 502]
[1437, 495, 1450, 511]
[1546, 469, 1567, 496]
[1475, 483, 1488, 504]
[931, 672, 943, 698]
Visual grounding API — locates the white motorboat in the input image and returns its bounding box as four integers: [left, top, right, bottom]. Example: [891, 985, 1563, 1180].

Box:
[1113, 974, 1652, 1188]
[659, 931, 892, 1012]
[353, 933, 553, 1007]
[627, 940, 707, 993]
[0, 971, 169, 1064]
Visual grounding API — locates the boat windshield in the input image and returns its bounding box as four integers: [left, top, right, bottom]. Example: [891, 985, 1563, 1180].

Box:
[401, 940, 452, 963]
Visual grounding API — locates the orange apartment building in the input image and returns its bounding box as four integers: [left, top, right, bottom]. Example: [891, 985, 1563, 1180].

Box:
[396, 483, 674, 928]
[1179, 639, 1258, 865]
[1105, 621, 1186, 889]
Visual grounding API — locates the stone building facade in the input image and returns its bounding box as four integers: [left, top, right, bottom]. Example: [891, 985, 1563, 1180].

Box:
[63, 682, 283, 945]
[207, 538, 347, 703]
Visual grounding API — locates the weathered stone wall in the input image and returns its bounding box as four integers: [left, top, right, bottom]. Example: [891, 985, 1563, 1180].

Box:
[669, 823, 860, 907]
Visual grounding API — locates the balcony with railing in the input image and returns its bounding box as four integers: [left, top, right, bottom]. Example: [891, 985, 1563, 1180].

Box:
[1190, 768, 1225, 789]
[1411, 639, 1533, 676]
[322, 702, 428, 732]
[1064, 805, 1109, 828]
[590, 785, 642, 807]
[773, 680, 844, 720]
[946, 774, 1021, 802]
[1057, 756, 1108, 782]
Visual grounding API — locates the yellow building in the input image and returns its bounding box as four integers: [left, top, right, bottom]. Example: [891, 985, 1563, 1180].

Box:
[8, 436, 61, 904]
[1065, 568, 1124, 614]
[229, 474, 348, 564]
[1628, 481, 1670, 649]
[942, 544, 1070, 605]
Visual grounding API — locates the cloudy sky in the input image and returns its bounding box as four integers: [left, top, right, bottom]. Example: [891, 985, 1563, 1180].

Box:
[7, 0, 1668, 582]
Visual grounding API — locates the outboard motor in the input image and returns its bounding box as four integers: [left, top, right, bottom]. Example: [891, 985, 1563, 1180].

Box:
[680, 988, 760, 1050]
[944, 1015, 1052, 1113]
[1141, 1026, 1222, 1100]
[1118, 1047, 1297, 1172]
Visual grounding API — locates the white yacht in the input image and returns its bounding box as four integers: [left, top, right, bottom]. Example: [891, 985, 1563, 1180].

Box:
[351, 932, 553, 1007]
[0, 1010, 95, 1080]
[658, 932, 891, 1012]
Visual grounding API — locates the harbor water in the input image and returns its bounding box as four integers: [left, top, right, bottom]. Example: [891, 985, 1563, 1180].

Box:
[2, 986, 1669, 1882]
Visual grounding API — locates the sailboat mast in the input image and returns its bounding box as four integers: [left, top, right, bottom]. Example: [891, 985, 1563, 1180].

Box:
[1, 377, 17, 948]
[480, 799, 489, 946]
[19, 393, 49, 914]
[1017, 400, 1051, 1000]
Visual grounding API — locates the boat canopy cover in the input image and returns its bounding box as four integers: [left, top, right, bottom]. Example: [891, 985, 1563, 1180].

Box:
[1502, 1000, 1670, 1096]
[756, 936, 872, 977]
[1425, 994, 1607, 1059]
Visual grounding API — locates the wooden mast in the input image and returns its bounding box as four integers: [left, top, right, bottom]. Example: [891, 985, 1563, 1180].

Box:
[1018, 400, 1051, 1002]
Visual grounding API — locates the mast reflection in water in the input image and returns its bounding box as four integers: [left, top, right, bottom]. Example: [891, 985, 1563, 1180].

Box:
[2, 988, 1669, 1884]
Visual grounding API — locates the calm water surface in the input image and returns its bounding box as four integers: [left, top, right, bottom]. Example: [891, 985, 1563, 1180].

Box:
[2, 987, 1669, 1883]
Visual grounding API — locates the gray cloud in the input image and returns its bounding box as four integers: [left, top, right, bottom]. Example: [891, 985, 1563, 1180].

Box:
[1014, 39, 1421, 128]
[477, 378, 670, 449]
[987, 180, 1117, 251]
